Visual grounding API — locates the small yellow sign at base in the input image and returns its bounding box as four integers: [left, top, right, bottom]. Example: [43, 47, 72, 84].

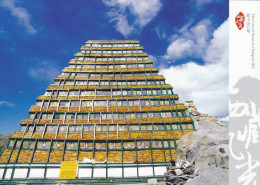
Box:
[59, 161, 78, 179]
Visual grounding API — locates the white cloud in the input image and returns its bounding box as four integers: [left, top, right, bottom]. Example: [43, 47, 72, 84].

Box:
[195, 0, 221, 6]
[165, 38, 195, 59]
[28, 61, 60, 82]
[193, 0, 223, 11]
[128, 0, 162, 27]
[0, 0, 36, 34]
[164, 19, 212, 60]
[204, 20, 228, 65]
[195, 0, 214, 6]
[107, 10, 134, 37]
[103, 0, 162, 37]
[155, 26, 166, 39]
[148, 55, 158, 65]
[0, 101, 15, 107]
[159, 19, 229, 117]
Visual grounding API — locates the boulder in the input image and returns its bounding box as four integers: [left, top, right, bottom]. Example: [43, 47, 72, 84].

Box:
[173, 114, 229, 184]
[177, 115, 229, 172]
[173, 169, 184, 176]
[185, 167, 229, 185]
[0, 134, 12, 151]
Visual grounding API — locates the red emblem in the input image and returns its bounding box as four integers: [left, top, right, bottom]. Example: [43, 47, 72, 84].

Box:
[235, 12, 245, 30]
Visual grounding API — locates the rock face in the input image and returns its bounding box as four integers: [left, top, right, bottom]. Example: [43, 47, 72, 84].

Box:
[185, 167, 229, 185]
[176, 114, 229, 185]
[0, 134, 12, 152]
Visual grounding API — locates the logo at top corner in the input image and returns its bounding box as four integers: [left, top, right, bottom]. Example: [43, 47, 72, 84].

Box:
[235, 12, 245, 30]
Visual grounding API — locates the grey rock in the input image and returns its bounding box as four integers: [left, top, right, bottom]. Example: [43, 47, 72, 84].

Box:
[185, 167, 229, 185]
[173, 169, 183, 176]
[177, 116, 229, 172]
[0, 134, 12, 151]
[171, 114, 229, 184]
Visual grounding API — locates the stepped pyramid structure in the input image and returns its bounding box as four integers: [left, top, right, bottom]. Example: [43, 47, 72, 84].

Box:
[0, 40, 195, 182]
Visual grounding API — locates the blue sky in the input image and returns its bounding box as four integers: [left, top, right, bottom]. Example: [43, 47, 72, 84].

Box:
[0, 0, 228, 134]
